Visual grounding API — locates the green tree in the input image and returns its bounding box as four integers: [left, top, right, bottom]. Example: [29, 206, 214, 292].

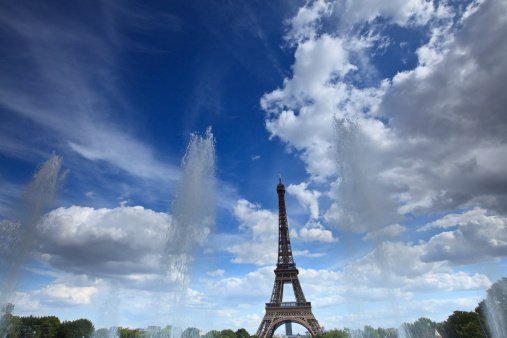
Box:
[205, 329, 222, 338]
[152, 325, 173, 338]
[182, 327, 200, 338]
[93, 328, 110, 338]
[479, 277, 507, 337]
[0, 303, 16, 337]
[442, 311, 484, 338]
[220, 329, 236, 338]
[39, 316, 61, 337]
[235, 328, 250, 338]
[403, 317, 436, 338]
[58, 318, 94, 338]
[314, 328, 349, 338]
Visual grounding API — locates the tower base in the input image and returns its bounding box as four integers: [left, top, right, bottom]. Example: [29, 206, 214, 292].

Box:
[255, 303, 323, 338]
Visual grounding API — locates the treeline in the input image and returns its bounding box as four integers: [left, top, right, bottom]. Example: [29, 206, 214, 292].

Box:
[0, 305, 94, 337]
[108, 327, 251, 338]
[1, 278, 505, 338]
[0, 313, 253, 338]
[314, 277, 507, 338]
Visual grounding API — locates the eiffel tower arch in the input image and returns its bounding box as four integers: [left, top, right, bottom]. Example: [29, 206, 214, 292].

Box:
[255, 176, 323, 338]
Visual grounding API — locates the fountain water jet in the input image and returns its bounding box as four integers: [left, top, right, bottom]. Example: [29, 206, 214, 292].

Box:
[158, 127, 216, 336]
[333, 117, 404, 334]
[483, 277, 507, 338]
[0, 153, 68, 328]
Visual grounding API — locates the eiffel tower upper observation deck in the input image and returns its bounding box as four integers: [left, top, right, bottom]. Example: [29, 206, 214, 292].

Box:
[255, 176, 323, 338]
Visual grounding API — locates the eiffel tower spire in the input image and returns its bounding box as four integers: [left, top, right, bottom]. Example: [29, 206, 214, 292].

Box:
[255, 176, 323, 338]
[276, 173, 295, 269]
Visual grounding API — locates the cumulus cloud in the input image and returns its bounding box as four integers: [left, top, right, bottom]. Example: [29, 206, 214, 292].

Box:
[419, 207, 488, 231]
[37, 284, 98, 305]
[207, 269, 225, 277]
[287, 182, 321, 219]
[295, 221, 338, 243]
[227, 199, 333, 264]
[34, 205, 213, 293]
[36, 205, 170, 282]
[363, 224, 407, 241]
[293, 250, 326, 258]
[375, 0, 507, 215]
[332, 0, 447, 27]
[326, 239, 492, 301]
[263, 0, 507, 233]
[226, 199, 278, 265]
[208, 266, 274, 304]
[420, 209, 507, 265]
[285, 0, 333, 43]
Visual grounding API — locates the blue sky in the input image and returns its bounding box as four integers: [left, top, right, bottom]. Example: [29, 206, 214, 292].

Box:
[1, 0, 507, 334]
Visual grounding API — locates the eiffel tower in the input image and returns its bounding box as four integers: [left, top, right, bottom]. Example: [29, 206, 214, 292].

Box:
[255, 176, 323, 338]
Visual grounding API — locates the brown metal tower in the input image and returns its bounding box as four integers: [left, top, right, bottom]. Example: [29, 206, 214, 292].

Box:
[255, 176, 323, 338]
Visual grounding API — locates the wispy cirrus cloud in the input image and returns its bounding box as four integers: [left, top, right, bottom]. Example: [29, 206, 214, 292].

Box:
[0, 1, 179, 185]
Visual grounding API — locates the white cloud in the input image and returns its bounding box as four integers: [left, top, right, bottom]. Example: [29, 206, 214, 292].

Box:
[262, 33, 359, 181]
[0, 2, 179, 185]
[399, 296, 485, 321]
[375, 0, 507, 215]
[207, 269, 225, 277]
[208, 266, 274, 303]
[264, 0, 507, 233]
[341, 241, 491, 294]
[228, 240, 277, 266]
[226, 199, 278, 265]
[287, 182, 321, 219]
[37, 284, 98, 305]
[293, 250, 326, 258]
[233, 199, 277, 242]
[285, 0, 333, 43]
[336, 0, 444, 27]
[363, 224, 407, 241]
[37, 206, 170, 278]
[34, 205, 214, 292]
[297, 221, 338, 243]
[229, 313, 261, 332]
[420, 209, 507, 265]
[419, 207, 487, 231]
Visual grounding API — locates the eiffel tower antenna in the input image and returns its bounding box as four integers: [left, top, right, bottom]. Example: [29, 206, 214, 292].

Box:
[255, 177, 323, 338]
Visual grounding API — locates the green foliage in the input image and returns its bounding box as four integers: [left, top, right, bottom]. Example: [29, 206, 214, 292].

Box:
[57, 318, 94, 338]
[402, 317, 436, 338]
[475, 277, 507, 337]
[314, 328, 349, 338]
[486, 277, 507, 313]
[0, 303, 16, 337]
[220, 329, 236, 338]
[205, 329, 223, 338]
[441, 311, 484, 338]
[118, 326, 145, 338]
[182, 327, 201, 338]
[235, 328, 250, 338]
[93, 328, 110, 337]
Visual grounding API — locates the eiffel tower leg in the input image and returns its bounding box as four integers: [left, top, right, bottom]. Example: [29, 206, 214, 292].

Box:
[255, 315, 271, 338]
[256, 305, 323, 338]
[291, 278, 306, 303]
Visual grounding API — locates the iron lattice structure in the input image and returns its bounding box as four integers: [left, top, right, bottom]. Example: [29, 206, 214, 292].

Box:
[255, 178, 323, 338]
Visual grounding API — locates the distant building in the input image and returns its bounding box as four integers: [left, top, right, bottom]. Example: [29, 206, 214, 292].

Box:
[286, 323, 293, 336]
[147, 326, 161, 332]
